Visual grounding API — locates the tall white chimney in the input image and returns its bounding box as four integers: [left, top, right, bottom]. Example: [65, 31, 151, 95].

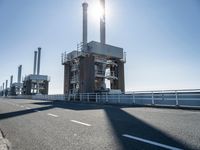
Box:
[37, 47, 41, 75]
[5, 80, 8, 89]
[2, 83, 4, 96]
[33, 51, 37, 75]
[18, 65, 22, 83]
[100, 0, 106, 44]
[82, 2, 88, 51]
[10, 75, 13, 87]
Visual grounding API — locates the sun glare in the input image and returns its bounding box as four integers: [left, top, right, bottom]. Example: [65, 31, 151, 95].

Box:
[88, 0, 104, 21]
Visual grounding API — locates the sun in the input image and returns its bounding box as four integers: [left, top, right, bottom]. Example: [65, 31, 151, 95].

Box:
[88, 0, 104, 21]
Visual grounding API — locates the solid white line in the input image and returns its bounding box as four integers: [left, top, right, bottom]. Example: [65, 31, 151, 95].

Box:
[122, 134, 183, 150]
[70, 120, 91, 127]
[47, 113, 58, 118]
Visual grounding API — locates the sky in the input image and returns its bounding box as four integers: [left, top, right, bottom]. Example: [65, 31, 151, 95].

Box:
[0, 0, 200, 94]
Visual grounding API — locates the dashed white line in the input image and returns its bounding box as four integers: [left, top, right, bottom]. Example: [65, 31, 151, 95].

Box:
[122, 134, 183, 150]
[20, 105, 24, 108]
[47, 113, 59, 118]
[26, 107, 31, 109]
[70, 120, 91, 127]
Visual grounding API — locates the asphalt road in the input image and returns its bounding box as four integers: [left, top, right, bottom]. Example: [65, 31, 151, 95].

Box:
[0, 97, 200, 150]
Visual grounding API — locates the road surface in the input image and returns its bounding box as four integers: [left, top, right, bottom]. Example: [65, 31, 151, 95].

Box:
[0, 97, 200, 150]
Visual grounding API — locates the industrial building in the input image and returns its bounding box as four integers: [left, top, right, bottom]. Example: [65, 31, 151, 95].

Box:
[0, 81, 8, 96]
[22, 47, 49, 95]
[62, 0, 126, 94]
[10, 65, 23, 96]
[0, 85, 3, 96]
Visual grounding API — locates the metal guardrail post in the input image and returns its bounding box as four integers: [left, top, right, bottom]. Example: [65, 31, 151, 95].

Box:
[175, 91, 179, 106]
[80, 93, 82, 101]
[96, 93, 98, 103]
[132, 93, 135, 104]
[106, 93, 108, 102]
[87, 93, 89, 102]
[68, 94, 70, 101]
[118, 94, 120, 103]
[152, 92, 155, 105]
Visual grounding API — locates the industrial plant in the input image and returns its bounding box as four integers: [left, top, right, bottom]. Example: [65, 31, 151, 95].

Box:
[0, 47, 50, 96]
[62, 0, 126, 94]
[0, 0, 125, 97]
[22, 48, 49, 95]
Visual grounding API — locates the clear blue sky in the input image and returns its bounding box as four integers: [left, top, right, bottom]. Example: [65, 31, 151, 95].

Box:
[0, 0, 200, 94]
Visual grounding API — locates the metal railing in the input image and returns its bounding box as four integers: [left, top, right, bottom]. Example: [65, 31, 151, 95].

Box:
[105, 71, 118, 80]
[3, 89, 200, 108]
[95, 70, 105, 77]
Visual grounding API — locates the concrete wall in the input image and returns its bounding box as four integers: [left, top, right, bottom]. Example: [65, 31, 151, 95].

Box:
[79, 55, 95, 93]
[64, 63, 70, 94]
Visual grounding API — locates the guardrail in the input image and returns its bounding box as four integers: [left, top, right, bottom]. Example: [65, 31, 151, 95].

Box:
[2, 89, 200, 108]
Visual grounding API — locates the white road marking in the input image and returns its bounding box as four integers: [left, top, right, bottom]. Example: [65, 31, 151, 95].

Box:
[20, 105, 24, 108]
[47, 113, 58, 118]
[26, 107, 31, 109]
[70, 120, 91, 127]
[122, 134, 183, 150]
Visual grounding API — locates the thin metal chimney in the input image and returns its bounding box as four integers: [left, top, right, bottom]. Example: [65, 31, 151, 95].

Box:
[10, 75, 13, 87]
[100, 0, 106, 44]
[33, 51, 37, 75]
[82, 2, 88, 50]
[2, 83, 4, 96]
[37, 47, 41, 75]
[18, 65, 22, 83]
[6, 80, 8, 89]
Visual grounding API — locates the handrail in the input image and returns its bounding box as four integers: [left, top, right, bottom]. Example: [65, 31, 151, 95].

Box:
[126, 89, 200, 94]
[2, 89, 200, 108]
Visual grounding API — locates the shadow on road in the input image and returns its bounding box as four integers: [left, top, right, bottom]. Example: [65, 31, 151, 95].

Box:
[0, 100, 193, 150]
[0, 105, 54, 120]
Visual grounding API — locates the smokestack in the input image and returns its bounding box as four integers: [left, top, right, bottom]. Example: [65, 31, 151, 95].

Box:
[10, 75, 13, 87]
[82, 2, 88, 51]
[33, 51, 37, 75]
[37, 47, 41, 75]
[100, 0, 106, 44]
[6, 80, 8, 89]
[18, 65, 22, 83]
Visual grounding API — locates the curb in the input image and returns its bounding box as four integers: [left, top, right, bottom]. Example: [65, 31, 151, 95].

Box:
[0, 130, 11, 150]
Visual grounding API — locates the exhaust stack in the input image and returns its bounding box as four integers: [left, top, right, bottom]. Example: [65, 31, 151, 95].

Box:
[33, 51, 37, 75]
[10, 75, 13, 87]
[82, 2, 88, 51]
[37, 47, 41, 75]
[18, 65, 22, 83]
[100, 0, 106, 44]
[5, 80, 8, 89]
